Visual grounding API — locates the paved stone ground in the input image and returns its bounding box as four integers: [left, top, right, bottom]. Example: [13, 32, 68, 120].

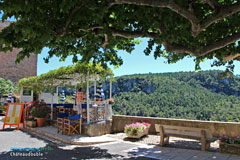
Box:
[34, 125, 116, 143]
[0, 116, 148, 160]
[105, 133, 219, 152]
[1, 116, 240, 160]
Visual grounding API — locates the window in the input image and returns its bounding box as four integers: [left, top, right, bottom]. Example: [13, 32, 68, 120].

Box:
[23, 87, 32, 96]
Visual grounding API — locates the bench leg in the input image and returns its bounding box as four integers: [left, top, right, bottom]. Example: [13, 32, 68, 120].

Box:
[206, 142, 210, 150]
[159, 126, 165, 146]
[160, 135, 165, 146]
[164, 136, 169, 144]
[201, 130, 206, 151]
[201, 142, 206, 151]
[201, 141, 211, 151]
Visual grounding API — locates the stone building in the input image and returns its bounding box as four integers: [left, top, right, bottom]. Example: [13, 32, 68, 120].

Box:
[0, 21, 37, 84]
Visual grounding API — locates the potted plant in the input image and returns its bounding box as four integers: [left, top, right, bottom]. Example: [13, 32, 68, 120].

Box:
[0, 104, 7, 114]
[219, 135, 240, 155]
[25, 101, 34, 118]
[0, 105, 4, 114]
[26, 118, 37, 128]
[29, 100, 50, 127]
[107, 98, 114, 104]
[124, 122, 151, 138]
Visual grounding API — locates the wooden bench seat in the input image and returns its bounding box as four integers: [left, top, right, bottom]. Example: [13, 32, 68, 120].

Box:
[155, 124, 217, 151]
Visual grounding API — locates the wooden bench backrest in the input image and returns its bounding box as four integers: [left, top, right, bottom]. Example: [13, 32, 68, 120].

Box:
[155, 124, 213, 139]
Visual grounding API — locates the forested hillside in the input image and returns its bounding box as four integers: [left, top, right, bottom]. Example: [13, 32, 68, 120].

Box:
[111, 70, 240, 122]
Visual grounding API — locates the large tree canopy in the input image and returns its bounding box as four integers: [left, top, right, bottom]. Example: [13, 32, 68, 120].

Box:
[0, 0, 240, 74]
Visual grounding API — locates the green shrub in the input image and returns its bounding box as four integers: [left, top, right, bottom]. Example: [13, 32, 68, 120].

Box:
[0, 105, 7, 111]
[0, 78, 16, 95]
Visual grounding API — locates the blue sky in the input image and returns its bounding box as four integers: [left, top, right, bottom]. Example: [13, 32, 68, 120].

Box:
[38, 38, 240, 77]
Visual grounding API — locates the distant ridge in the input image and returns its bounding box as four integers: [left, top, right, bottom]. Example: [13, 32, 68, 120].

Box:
[111, 70, 240, 122]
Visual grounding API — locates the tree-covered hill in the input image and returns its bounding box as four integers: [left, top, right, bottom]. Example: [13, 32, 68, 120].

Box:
[111, 70, 240, 122]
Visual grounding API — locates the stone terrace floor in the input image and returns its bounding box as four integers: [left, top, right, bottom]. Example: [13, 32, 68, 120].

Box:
[1, 116, 240, 160]
[21, 125, 240, 159]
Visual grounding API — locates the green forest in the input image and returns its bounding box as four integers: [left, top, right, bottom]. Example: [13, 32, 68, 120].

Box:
[111, 70, 240, 122]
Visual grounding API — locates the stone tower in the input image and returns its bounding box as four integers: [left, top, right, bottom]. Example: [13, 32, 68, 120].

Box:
[0, 22, 37, 84]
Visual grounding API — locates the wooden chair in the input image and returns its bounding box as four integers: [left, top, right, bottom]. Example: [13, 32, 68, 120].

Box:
[64, 114, 81, 136]
[58, 107, 66, 113]
[57, 113, 69, 134]
[70, 108, 77, 115]
[52, 108, 58, 120]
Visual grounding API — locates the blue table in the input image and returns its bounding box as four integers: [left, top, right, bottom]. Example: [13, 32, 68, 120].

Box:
[48, 103, 74, 108]
[48, 103, 91, 109]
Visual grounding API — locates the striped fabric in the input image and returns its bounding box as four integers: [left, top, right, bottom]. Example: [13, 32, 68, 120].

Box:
[72, 90, 76, 100]
[6, 92, 12, 103]
[75, 92, 86, 103]
[95, 82, 105, 99]
[60, 90, 66, 102]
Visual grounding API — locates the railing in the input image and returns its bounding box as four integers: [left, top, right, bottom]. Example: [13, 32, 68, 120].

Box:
[89, 101, 105, 122]
[88, 101, 112, 123]
[46, 101, 112, 124]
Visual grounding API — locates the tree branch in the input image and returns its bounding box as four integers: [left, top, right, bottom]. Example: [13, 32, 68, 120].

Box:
[109, 25, 240, 59]
[199, 33, 240, 57]
[101, 34, 109, 48]
[114, 0, 200, 37]
[76, 34, 88, 40]
[224, 53, 240, 61]
[158, 13, 240, 59]
[78, 26, 103, 32]
[163, 32, 240, 57]
[200, 2, 240, 32]
[62, 0, 91, 35]
[202, 0, 220, 9]
[110, 28, 157, 38]
[113, 0, 240, 37]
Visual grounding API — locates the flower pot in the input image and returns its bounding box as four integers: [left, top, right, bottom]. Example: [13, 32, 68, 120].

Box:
[26, 120, 37, 128]
[220, 142, 240, 155]
[126, 128, 149, 139]
[35, 118, 46, 127]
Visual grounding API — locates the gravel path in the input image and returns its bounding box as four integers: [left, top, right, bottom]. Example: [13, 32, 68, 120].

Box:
[106, 133, 219, 152]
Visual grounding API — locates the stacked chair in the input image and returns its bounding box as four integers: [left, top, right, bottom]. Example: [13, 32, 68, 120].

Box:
[57, 112, 69, 134]
[56, 107, 81, 136]
[64, 114, 81, 136]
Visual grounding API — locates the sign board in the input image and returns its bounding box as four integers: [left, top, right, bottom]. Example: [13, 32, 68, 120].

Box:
[2, 103, 25, 130]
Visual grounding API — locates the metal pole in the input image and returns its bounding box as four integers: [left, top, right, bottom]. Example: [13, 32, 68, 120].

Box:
[94, 80, 96, 102]
[56, 86, 59, 101]
[51, 94, 53, 120]
[87, 72, 90, 124]
[31, 88, 34, 102]
[20, 87, 23, 103]
[110, 77, 112, 99]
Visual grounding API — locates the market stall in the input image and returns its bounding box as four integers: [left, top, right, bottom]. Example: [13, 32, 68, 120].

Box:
[17, 62, 113, 124]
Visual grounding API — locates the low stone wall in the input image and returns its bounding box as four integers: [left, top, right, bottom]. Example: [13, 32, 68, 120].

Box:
[112, 115, 240, 137]
[82, 120, 112, 136]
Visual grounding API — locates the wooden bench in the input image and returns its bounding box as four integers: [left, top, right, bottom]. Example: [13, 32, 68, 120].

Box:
[155, 124, 217, 151]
